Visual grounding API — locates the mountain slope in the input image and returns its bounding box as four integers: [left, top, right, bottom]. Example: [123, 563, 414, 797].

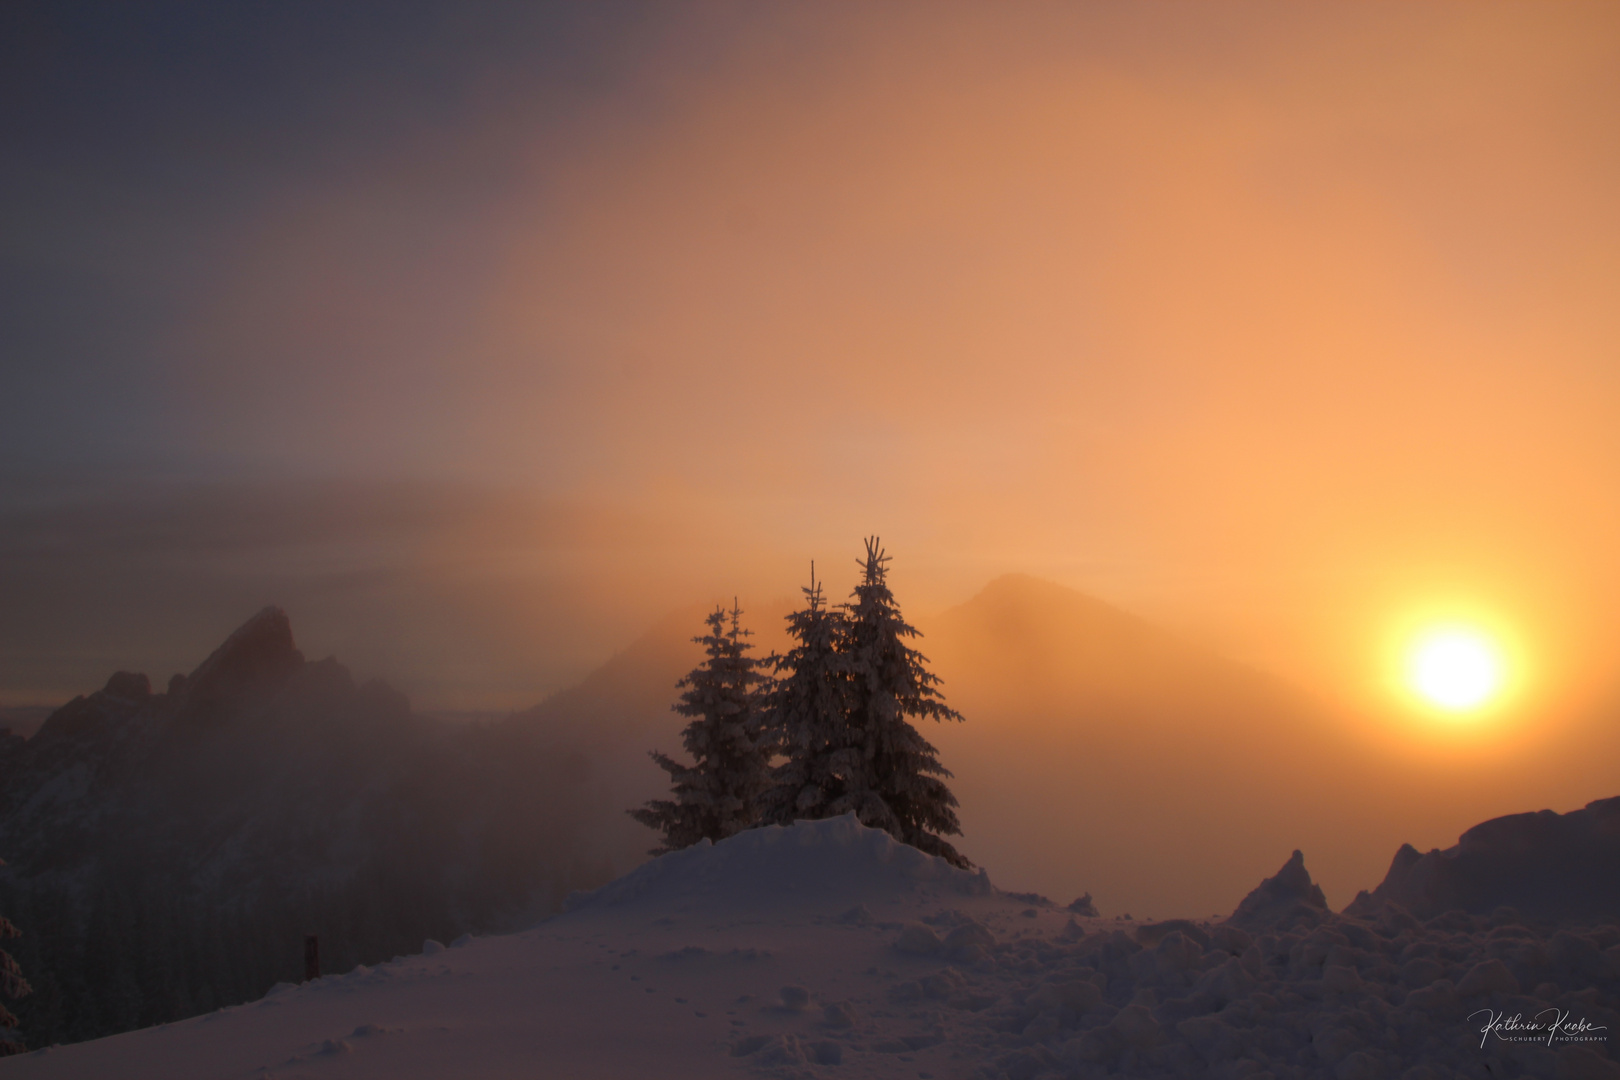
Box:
[495, 602, 712, 875]
[0, 609, 618, 1047]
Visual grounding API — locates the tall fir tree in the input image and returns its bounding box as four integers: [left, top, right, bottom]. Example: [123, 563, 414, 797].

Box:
[0, 862, 30, 1056]
[630, 603, 772, 854]
[840, 537, 970, 867]
[759, 565, 857, 825]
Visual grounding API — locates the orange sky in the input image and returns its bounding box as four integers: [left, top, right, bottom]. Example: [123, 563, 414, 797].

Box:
[7, 3, 1620, 917]
[7, 2, 1620, 739]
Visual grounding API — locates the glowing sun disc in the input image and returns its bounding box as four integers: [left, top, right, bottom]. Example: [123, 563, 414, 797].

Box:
[1408, 629, 1502, 711]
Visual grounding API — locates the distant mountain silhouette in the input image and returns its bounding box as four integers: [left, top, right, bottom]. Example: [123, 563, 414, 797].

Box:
[0, 608, 619, 1047]
[920, 573, 1309, 714]
[912, 574, 1398, 918]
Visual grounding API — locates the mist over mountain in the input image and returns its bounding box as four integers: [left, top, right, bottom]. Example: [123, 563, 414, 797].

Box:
[478, 573, 1404, 918]
[916, 574, 1389, 917]
[0, 608, 622, 1046]
[5, 574, 1607, 1051]
[423, 572, 1492, 918]
[523, 572, 1431, 919]
[498, 603, 712, 876]
[913, 575, 1620, 920]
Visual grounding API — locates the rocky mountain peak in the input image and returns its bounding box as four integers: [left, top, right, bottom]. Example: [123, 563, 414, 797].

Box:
[178, 606, 304, 716]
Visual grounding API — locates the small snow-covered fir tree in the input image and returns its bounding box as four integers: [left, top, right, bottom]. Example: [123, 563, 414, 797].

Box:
[0, 863, 31, 1056]
[840, 537, 970, 867]
[629, 603, 772, 855]
[759, 565, 856, 825]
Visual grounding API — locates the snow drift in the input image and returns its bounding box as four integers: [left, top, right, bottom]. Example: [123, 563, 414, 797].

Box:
[567, 813, 993, 914]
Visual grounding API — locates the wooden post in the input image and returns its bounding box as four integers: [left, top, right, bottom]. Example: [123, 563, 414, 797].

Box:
[303, 935, 320, 982]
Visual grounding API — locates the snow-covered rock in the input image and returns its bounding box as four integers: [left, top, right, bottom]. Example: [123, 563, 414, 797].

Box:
[1225, 849, 1330, 931]
[1349, 797, 1620, 922]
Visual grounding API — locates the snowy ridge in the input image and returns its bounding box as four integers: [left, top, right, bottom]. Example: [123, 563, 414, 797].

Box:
[566, 814, 994, 913]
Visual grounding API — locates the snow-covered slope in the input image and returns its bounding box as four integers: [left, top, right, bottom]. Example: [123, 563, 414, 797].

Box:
[8, 814, 1620, 1080]
[1, 817, 1001, 1079]
[565, 811, 993, 914]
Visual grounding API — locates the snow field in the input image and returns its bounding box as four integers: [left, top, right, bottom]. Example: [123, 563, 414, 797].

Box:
[5, 816, 1618, 1080]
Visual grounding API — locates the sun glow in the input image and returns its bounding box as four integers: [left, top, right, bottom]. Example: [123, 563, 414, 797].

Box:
[1405, 626, 1505, 714]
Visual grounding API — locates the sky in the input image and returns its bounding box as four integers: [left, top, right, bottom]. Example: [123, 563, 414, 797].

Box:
[3, 1, 1619, 737]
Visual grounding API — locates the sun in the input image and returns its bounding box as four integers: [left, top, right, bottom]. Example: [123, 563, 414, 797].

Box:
[1406, 626, 1504, 713]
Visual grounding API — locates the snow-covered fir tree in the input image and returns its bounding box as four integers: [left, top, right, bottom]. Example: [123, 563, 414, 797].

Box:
[0, 864, 30, 1056]
[759, 565, 856, 825]
[839, 537, 970, 867]
[629, 603, 772, 855]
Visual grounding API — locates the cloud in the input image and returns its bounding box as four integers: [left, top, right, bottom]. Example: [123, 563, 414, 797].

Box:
[0, 477, 748, 707]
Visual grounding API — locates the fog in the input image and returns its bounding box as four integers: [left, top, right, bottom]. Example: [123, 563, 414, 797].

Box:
[5, 3, 1620, 911]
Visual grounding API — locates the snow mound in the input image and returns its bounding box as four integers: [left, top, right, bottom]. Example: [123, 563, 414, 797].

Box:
[566, 814, 992, 913]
